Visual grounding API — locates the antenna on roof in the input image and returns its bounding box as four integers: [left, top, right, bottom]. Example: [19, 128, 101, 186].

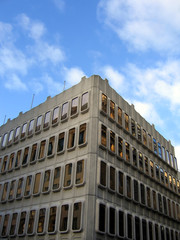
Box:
[63, 81, 66, 91]
[3, 115, 6, 125]
[31, 94, 35, 109]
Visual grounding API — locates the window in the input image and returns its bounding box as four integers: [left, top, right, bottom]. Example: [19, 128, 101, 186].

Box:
[139, 152, 143, 171]
[155, 164, 160, 180]
[109, 207, 115, 235]
[162, 146, 166, 161]
[59, 204, 69, 232]
[101, 93, 107, 113]
[168, 199, 172, 217]
[153, 138, 157, 154]
[8, 153, 15, 171]
[148, 134, 152, 150]
[127, 214, 132, 239]
[131, 119, 136, 137]
[140, 183, 145, 205]
[37, 208, 46, 234]
[30, 143, 37, 163]
[100, 161, 106, 187]
[76, 160, 85, 185]
[146, 187, 151, 208]
[8, 180, 16, 201]
[42, 170, 51, 193]
[109, 130, 115, 152]
[81, 92, 89, 111]
[118, 137, 123, 158]
[144, 156, 149, 175]
[150, 160, 154, 178]
[177, 180, 180, 195]
[125, 113, 129, 131]
[142, 219, 147, 240]
[166, 150, 170, 164]
[166, 228, 170, 240]
[18, 211, 26, 235]
[109, 166, 116, 191]
[52, 106, 59, 125]
[134, 179, 139, 202]
[135, 217, 140, 240]
[2, 214, 10, 237]
[16, 178, 23, 199]
[1, 182, 8, 202]
[101, 124, 107, 147]
[1, 133, 8, 148]
[143, 129, 147, 145]
[61, 102, 68, 121]
[48, 206, 57, 233]
[57, 132, 65, 152]
[52, 166, 61, 191]
[38, 140, 46, 159]
[8, 130, 14, 145]
[172, 201, 176, 219]
[28, 119, 34, 136]
[160, 168, 164, 184]
[15, 150, 22, 168]
[174, 157, 178, 170]
[165, 171, 168, 187]
[64, 163, 72, 188]
[33, 172, 41, 195]
[22, 147, 29, 166]
[118, 210, 124, 237]
[126, 176, 131, 199]
[43, 111, 51, 128]
[149, 222, 153, 240]
[163, 196, 167, 215]
[160, 226, 165, 240]
[110, 100, 115, 119]
[21, 123, 27, 139]
[173, 177, 177, 192]
[36, 115, 42, 132]
[125, 142, 130, 162]
[98, 203, 106, 233]
[27, 210, 36, 235]
[155, 224, 159, 240]
[158, 142, 162, 158]
[72, 202, 82, 231]
[24, 175, 32, 197]
[169, 174, 172, 189]
[47, 136, 55, 156]
[9, 213, 18, 236]
[118, 107, 122, 125]
[71, 97, 78, 116]
[1, 155, 8, 173]
[158, 193, 162, 213]
[137, 124, 141, 141]
[79, 123, 87, 145]
[14, 126, 20, 142]
[152, 190, 157, 210]
[132, 147, 137, 167]
[118, 171, 124, 195]
[67, 128, 75, 149]
[170, 154, 174, 167]
[176, 204, 180, 221]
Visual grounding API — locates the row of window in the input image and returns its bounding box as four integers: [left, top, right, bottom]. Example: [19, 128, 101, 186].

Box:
[101, 93, 178, 170]
[0, 123, 87, 175]
[0, 92, 89, 149]
[0, 159, 85, 203]
[97, 160, 180, 222]
[100, 123, 180, 196]
[96, 200, 180, 239]
[0, 200, 83, 237]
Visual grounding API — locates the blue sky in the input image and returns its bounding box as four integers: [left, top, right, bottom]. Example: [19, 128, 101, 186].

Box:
[1, 0, 180, 169]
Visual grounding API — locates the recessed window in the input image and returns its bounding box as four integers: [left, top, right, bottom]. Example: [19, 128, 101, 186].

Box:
[139, 152, 143, 171]
[148, 134, 152, 150]
[64, 163, 72, 188]
[8, 180, 16, 201]
[42, 170, 51, 193]
[155, 224, 159, 240]
[15, 150, 22, 168]
[52, 166, 61, 191]
[2, 214, 10, 237]
[134, 179, 139, 202]
[166, 150, 170, 164]
[118, 210, 124, 237]
[125, 113, 129, 131]
[79, 123, 87, 145]
[142, 219, 147, 240]
[127, 214, 132, 239]
[8, 130, 14, 145]
[61, 102, 68, 121]
[144, 156, 149, 175]
[132, 147, 137, 167]
[109, 166, 116, 191]
[158, 142, 162, 158]
[59, 204, 69, 232]
[21, 123, 27, 139]
[173, 177, 176, 192]
[57, 132, 65, 152]
[48, 206, 57, 233]
[153, 138, 157, 154]
[158, 193, 163, 213]
[35, 115, 42, 132]
[163, 196, 167, 215]
[150, 160, 154, 178]
[47, 136, 55, 156]
[72, 202, 82, 232]
[164, 171, 168, 187]
[118, 171, 124, 195]
[170, 154, 174, 167]
[110, 100, 115, 119]
[52, 106, 59, 125]
[149, 222, 153, 240]
[160, 226, 165, 240]
[16, 177, 23, 199]
[169, 174, 172, 189]
[37, 208, 46, 234]
[135, 216, 140, 240]
[118, 107, 122, 125]
[81, 92, 89, 111]
[1, 182, 8, 202]
[30, 143, 37, 163]
[28, 119, 34, 136]
[1, 133, 8, 148]
[1, 155, 8, 173]
[18, 211, 26, 235]
[140, 183, 145, 205]
[160, 168, 164, 184]
[24, 175, 32, 197]
[109, 207, 115, 235]
[22, 147, 29, 166]
[8, 153, 15, 171]
[98, 203, 106, 233]
[101, 93, 107, 113]
[143, 129, 147, 145]
[76, 160, 85, 185]
[131, 119, 136, 137]
[33, 172, 41, 195]
[125, 142, 130, 162]
[146, 187, 151, 208]
[14, 126, 20, 142]
[118, 137, 123, 158]
[71, 97, 78, 116]
[162, 146, 166, 161]
[100, 161, 106, 187]
[67, 128, 75, 149]
[101, 124, 107, 147]
[174, 157, 178, 170]
[27, 210, 36, 235]
[172, 201, 176, 219]
[137, 124, 141, 141]
[38, 140, 46, 160]
[168, 199, 172, 217]
[126, 176, 131, 199]
[155, 164, 160, 180]
[9, 213, 18, 236]
[166, 228, 170, 240]
[43, 111, 51, 128]
[152, 190, 157, 210]
[110, 130, 115, 152]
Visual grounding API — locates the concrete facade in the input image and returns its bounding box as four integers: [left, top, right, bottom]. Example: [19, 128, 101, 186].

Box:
[0, 75, 179, 239]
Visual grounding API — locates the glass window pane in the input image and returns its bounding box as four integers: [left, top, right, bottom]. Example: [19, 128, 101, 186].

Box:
[59, 204, 69, 232]
[1, 155, 8, 173]
[15, 150, 22, 168]
[42, 170, 51, 193]
[125, 142, 130, 162]
[18, 212, 26, 235]
[36, 115, 42, 132]
[100, 161, 106, 187]
[99, 203, 106, 232]
[137, 124, 141, 141]
[38, 140, 46, 159]
[76, 160, 84, 185]
[64, 163, 72, 187]
[110, 100, 115, 119]
[37, 208, 46, 234]
[14, 126, 20, 142]
[28, 119, 34, 135]
[101, 124, 107, 147]
[72, 202, 82, 231]
[8, 153, 15, 171]
[30, 143, 37, 163]
[134, 180, 139, 202]
[126, 176, 131, 199]
[110, 166, 115, 191]
[125, 114, 129, 131]
[16, 178, 23, 199]
[61, 102, 68, 120]
[2, 182, 8, 201]
[33, 173, 41, 195]
[47, 136, 55, 156]
[48, 206, 57, 233]
[53, 167, 61, 190]
[67, 128, 75, 149]
[22, 147, 29, 166]
[24, 175, 32, 197]
[110, 131, 115, 152]
[2, 214, 9, 237]
[10, 213, 18, 236]
[8, 180, 16, 200]
[2, 133, 8, 147]
[27, 210, 36, 234]
[118, 107, 122, 125]
[135, 217, 140, 240]
[43, 111, 51, 128]
[52, 107, 59, 124]
[118, 137, 123, 158]
[109, 207, 115, 235]
[101, 93, 107, 113]
[79, 123, 87, 145]
[118, 171, 124, 195]
[57, 132, 65, 152]
[8, 130, 14, 145]
[21, 123, 27, 139]
[127, 214, 132, 239]
[71, 97, 78, 116]
[143, 129, 147, 145]
[131, 119, 136, 137]
[118, 211, 124, 237]
[81, 92, 88, 111]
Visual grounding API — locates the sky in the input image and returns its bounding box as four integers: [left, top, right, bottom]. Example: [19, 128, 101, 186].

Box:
[0, 0, 180, 169]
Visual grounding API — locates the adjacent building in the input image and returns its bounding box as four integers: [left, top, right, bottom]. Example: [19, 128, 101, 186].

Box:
[0, 75, 179, 240]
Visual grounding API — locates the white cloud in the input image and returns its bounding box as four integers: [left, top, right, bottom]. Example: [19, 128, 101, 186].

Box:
[62, 67, 86, 88]
[5, 74, 27, 91]
[0, 22, 13, 44]
[44, 75, 63, 95]
[53, 0, 65, 11]
[98, 0, 180, 52]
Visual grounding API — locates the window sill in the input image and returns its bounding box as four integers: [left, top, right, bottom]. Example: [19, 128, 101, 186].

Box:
[81, 107, 89, 114]
[57, 149, 65, 155]
[99, 144, 107, 151]
[71, 113, 78, 119]
[43, 125, 50, 131]
[67, 146, 76, 152]
[38, 157, 46, 162]
[61, 117, 68, 123]
[47, 153, 55, 159]
[78, 142, 87, 148]
[52, 121, 59, 127]
[108, 116, 115, 123]
[100, 109, 107, 117]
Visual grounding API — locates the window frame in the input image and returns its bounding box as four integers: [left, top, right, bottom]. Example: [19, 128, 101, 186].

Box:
[52, 166, 61, 192]
[72, 201, 83, 232]
[17, 211, 27, 236]
[27, 209, 37, 236]
[24, 175, 33, 198]
[81, 91, 89, 113]
[52, 106, 59, 126]
[75, 159, 85, 187]
[47, 205, 58, 234]
[28, 119, 35, 136]
[35, 115, 42, 133]
[59, 203, 70, 233]
[47, 136, 56, 157]
[78, 123, 87, 147]
[61, 102, 69, 121]
[37, 207, 47, 235]
[43, 111, 51, 129]
[42, 169, 51, 194]
[108, 206, 116, 236]
[63, 163, 73, 189]
[71, 97, 79, 117]
[33, 172, 42, 196]
[67, 127, 76, 151]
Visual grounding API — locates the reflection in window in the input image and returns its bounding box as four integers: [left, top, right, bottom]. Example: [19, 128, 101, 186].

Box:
[2, 133, 8, 147]
[101, 93, 107, 113]
[8, 180, 16, 200]
[48, 206, 57, 233]
[126, 176, 131, 199]
[79, 123, 87, 145]
[33, 173, 41, 195]
[2, 182, 8, 201]
[37, 208, 46, 234]
[9, 213, 18, 236]
[18, 211, 26, 235]
[21, 123, 27, 139]
[42, 170, 51, 193]
[72, 202, 82, 231]
[137, 124, 141, 141]
[143, 129, 147, 145]
[110, 100, 115, 119]
[118, 211, 124, 237]
[64, 163, 72, 188]
[125, 114, 129, 131]
[14, 126, 20, 142]
[140, 183, 145, 205]
[8, 130, 14, 145]
[109, 207, 115, 235]
[27, 210, 36, 235]
[53, 167, 61, 191]
[131, 119, 136, 137]
[150, 160, 154, 178]
[139, 152, 143, 171]
[146, 187, 151, 208]
[47, 136, 55, 156]
[59, 204, 69, 232]
[125, 142, 130, 162]
[81, 92, 88, 111]
[134, 180, 139, 202]
[118, 171, 124, 195]
[152, 190, 157, 210]
[38, 140, 46, 159]
[98, 203, 106, 233]
[118, 107, 122, 125]
[61, 102, 68, 120]
[110, 130, 115, 152]
[16, 178, 23, 199]
[22, 147, 29, 166]
[76, 160, 84, 185]
[127, 214, 132, 239]
[2, 214, 9, 237]
[15, 150, 22, 168]
[67, 128, 75, 149]
[8, 153, 15, 171]
[43, 111, 51, 128]
[148, 134, 152, 150]
[110, 166, 115, 191]
[100, 161, 106, 187]
[101, 124, 107, 147]
[30, 143, 37, 163]
[52, 107, 59, 124]
[57, 132, 65, 152]
[28, 119, 34, 136]
[24, 175, 32, 197]
[36, 115, 42, 132]
[71, 97, 78, 116]
[1, 155, 8, 173]
[118, 137, 123, 158]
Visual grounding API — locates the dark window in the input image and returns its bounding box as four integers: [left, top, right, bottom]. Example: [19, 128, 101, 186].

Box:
[144, 156, 149, 175]
[163, 196, 167, 215]
[9, 213, 18, 236]
[140, 183, 145, 205]
[22, 147, 29, 166]
[47, 136, 55, 156]
[118, 171, 124, 195]
[126, 176, 131, 199]
[155, 224, 159, 240]
[27, 210, 36, 235]
[155, 164, 160, 180]
[158, 193, 163, 213]
[67, 128, 75, 149]
[18, 211, 26, 235]
[8, 180, 16, 200]
[100, 161, 106, 187]
[125, 142, 130, 162]
[135, 216, 140, 240]
[134, 179, 139, 202]
[118, 210, 124, 237]
[109, 207, 115, 235]
[37, 208, 46, 234]
[8, 153, 15, 171]
[127, 214, 132, 239]
[57, 132, 65, 152]
[38, 140, 46, 159]
[24, 175, 32, 197]
[153, 138, 157, 154]
[72, 202, 82, 231]
[79, 123, 87, 145]
[158, 142, 162, 158]
[2, 214, 9, 237]
[48, 206, 57, 233]
[149, 222, 153, 240]
[152, 190, 157, 210]
[110, 166, 115, 191]
[142, 219, 147, 240]
[59, 204, 69, 232]
[139, 152, 143, 171]
[16, 178, 23, 199]
[132, 147, 137, 167]
[99, 203, 106, 233]
[146, 187, 151, 208]
[160, 226, 165, 240]
[52, 166, 61, 191]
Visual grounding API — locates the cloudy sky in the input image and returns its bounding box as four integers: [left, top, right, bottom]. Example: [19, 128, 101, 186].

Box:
[1, 0, 180, 169]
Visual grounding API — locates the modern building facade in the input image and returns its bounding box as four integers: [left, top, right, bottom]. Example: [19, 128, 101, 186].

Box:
[0, 75, 179, 240]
